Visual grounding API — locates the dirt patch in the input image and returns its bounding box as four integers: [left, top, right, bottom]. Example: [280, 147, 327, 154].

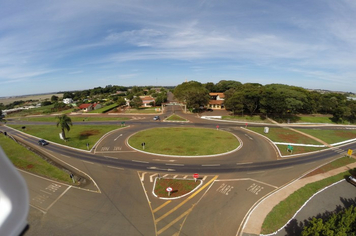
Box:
[27, 164, 34, 169]
[79, 130, 100, 137]
[335, 130, 356, 139]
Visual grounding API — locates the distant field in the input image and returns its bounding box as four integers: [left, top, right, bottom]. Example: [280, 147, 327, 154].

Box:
[0, 93, 63, 105]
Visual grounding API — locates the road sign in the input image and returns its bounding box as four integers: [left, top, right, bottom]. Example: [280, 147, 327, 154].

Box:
[348, 149, 353, 156]
[166, 187, 173, 196]
[193, 173, 199, 179]
[287, 145, 293, 150]
[216, 125, 219, 130]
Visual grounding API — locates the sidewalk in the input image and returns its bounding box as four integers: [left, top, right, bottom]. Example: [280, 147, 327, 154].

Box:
[242, 161, 356, 235]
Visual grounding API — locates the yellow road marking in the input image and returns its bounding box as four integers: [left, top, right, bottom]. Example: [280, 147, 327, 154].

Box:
[155, 175, 218, 223]
[153, 200, 171, 213]
[157, 208, 192, 235]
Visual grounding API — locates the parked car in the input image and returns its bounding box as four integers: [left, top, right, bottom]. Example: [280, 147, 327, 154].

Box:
[207, 109, 213, 112]
[153, 116, 160, 121]
[38, 139, 49, 146]
[347, 175, 356, 186]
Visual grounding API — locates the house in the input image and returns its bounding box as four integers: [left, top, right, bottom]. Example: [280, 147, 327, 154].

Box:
[208, 93, 225, 109]
[78, 104, 93, 112]
[92, 103, 102, 110]
[139, 96, 155, 107]
[63, 98, 73, 104]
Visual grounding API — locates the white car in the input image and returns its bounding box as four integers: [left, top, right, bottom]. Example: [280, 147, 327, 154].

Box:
[347, 176, 356, 186]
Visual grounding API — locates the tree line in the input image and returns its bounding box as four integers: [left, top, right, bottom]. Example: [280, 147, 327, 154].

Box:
[173, 80, 356, 123]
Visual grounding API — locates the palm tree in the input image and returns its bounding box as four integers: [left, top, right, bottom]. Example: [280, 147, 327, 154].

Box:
[56, 114, 72, 140]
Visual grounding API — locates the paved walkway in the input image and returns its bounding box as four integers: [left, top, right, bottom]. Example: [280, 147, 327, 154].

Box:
[242, 160, 356, 235]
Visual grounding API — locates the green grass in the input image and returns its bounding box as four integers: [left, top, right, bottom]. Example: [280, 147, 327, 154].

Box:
[166, 114, 187, 121]
[8, 124, 122, 150]
[297, 115, 333, 124]
[124, 107, 161, 113]
[222, 115, 272, 123]
[294, 128, 356, 145]
[88, 103, 118, 113]
[261, 157, 355, 234]
[12, 116, 130, 122]
[277, 144, 326, 155]
[128, 127, 239, 156]
[248, 127, 323, 145]
[154, 178, 200, 198]
[261, 171, 349, 234]
[0, 135, 72, 184]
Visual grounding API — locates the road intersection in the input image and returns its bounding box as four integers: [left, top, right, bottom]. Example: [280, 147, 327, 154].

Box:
[2, 104, 356, 236]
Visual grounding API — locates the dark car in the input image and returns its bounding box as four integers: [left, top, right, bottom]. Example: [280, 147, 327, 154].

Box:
[38, 139, 49, 146]
[207, 109, 213, 112]
[153, 116, 160, 121]
[347, 176, 356, 186]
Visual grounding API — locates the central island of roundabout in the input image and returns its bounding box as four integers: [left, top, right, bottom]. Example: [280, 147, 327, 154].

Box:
[127, 127, 242, 199]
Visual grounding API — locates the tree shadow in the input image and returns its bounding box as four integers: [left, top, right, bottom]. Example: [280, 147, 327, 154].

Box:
[283, 197, 356, 235]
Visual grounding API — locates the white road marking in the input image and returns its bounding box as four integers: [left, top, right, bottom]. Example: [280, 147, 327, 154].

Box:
[150, 173, 158, 182]
[247, 171, 265, 174]
[140, 172, 146, 181]
[244, 134, 253, 140]
[236, 162, 253, 165]
[202, 164, 220, 167]
[165, 163, 184, 166]
[105, 156, 117, 159]
[107, 166, 124, 171]
[183, 175, 188, 179]
[114, 134, 123, 141]
[202, 176, 207, 181]
[83, 160, 94, 165]
[132, 160, 149, 164]
[153, 159, 176, 162]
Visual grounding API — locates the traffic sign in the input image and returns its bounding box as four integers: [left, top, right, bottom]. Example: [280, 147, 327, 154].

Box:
[193, 173, 199, 179]
[166, 187, 172, 192]
[216, 125, 219, 130]
[348, 149, 353, 156]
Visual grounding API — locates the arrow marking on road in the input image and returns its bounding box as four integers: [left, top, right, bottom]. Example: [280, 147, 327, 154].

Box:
[114, 134, 123, 141]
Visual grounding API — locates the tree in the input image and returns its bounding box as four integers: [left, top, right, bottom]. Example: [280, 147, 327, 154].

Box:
[224, 92, 244, 115]
[51, 95, 59, 103]
[130, 97, 143, 109]
[173, 81, 210, 110]
[56, 114, 72, 140]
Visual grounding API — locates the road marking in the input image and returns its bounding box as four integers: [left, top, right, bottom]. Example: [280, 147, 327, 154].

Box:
[140, 172, 146, 181]
[162, 174, 169, 178]
[153, 159, 176, 162]
[183, 175, 188, 179]
[201, 164, 220, 167]
[105, 156, 117, 159]
[236, 162, 253, 165]
[61, 154, 71, 158]
[107, 166, 124, 171]
[114, 134, 123, 141]
[147, 167, 175, 172]
[155, 175, 218, 223]
[132, 160, 149, 164]
[150, 174, 158, 182]
[157, 208, 191, 235]
[46, 186, 71, 211]
[113, 146, 122, 151]
[173, 175, 178, 179]
[40, 190, 52, 195]
[101, 147, 110, 151]
[245, 134, 253, 140]
[152, 200, 171, 213]
[165, 163, 184, 166]
[202, 176, 207, 181]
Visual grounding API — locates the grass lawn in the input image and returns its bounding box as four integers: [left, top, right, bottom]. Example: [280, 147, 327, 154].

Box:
[0, 135, 72, 184]
[12, 116, 130, 122]
[222, 115, 272, 123]
[154, 178, 200, 198]
[277, 144, 326, 156]
[8, 124, 122, 150]
[128, 127, 239, 156]
[88, 103, 118, 113]
[296, 115, 333, 124]
[124, 107, 161, 113]
[248, 127, 322, 145]
[294, 128, 356, 145]
[261, 156, 355, 234]
[166, 114, 187, 121]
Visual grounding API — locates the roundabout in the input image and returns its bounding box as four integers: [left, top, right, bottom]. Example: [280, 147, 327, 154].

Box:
[127, 127, 241, 157]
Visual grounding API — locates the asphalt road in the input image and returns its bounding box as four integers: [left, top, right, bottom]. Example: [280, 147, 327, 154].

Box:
[1, 104, 356, 236]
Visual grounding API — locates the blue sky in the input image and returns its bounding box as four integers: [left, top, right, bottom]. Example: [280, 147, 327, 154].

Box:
[1, 0, 356, 97]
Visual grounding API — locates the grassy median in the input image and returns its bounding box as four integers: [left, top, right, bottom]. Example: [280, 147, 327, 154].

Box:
[0, 135, 72, 183]
[128, 127, 239, 156]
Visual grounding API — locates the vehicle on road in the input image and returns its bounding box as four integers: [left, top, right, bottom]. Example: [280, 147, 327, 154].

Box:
[38, 139, 49, 146]
[153, 116, 160, 121]
[347, 176, 356, 186]
[207, 109, 213, 112]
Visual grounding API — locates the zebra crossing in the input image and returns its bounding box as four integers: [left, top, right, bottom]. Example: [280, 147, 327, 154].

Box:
[139, 172, 208, 183]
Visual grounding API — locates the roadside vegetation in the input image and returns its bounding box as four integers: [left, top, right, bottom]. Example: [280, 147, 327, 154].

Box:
[8, 124, 122, 150]
[124, 107, 160, 113]
[166, 114, 187, 121]
[222, 115, 272, 123]
[128, 127, 239, 156]
[261, 156, 356, 234]
[0, 134, 72, 184]
[294, 128, 356, 145]
[154, 178, 200, 198]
